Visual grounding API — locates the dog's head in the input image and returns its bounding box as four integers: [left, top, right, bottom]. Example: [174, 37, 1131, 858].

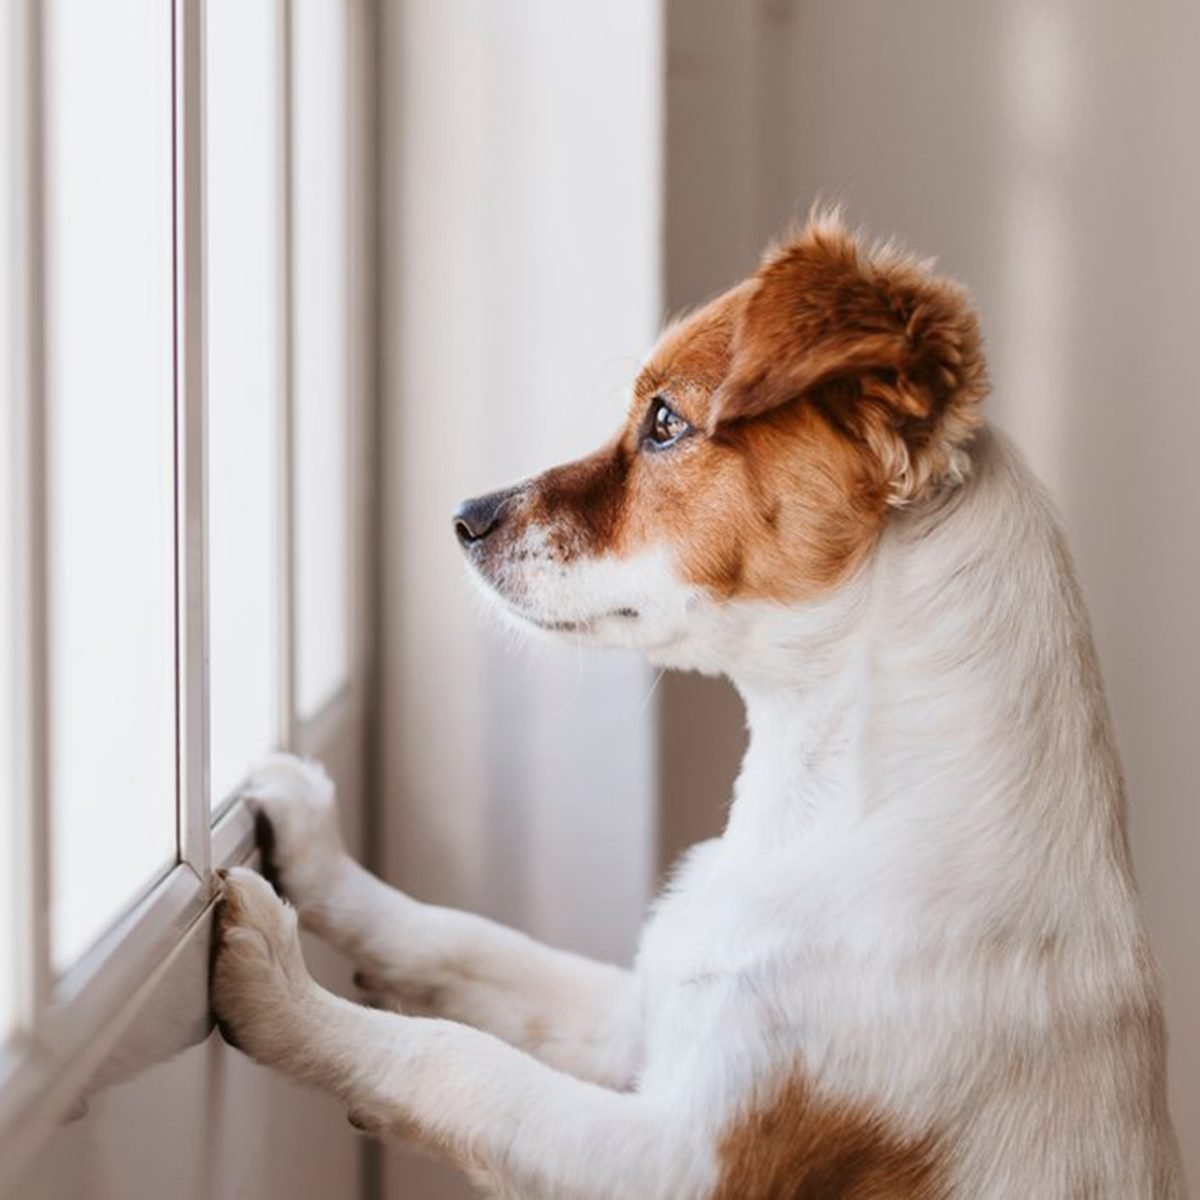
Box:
[455, 215, 988, 672]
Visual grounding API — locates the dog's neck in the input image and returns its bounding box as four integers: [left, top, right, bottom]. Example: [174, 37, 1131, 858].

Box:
[721, 427, 1130, 872]
[725, 679, 863, 848]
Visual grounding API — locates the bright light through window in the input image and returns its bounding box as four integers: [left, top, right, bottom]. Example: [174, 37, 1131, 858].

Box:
[44, 0, 177, 969]
[293, 0, 351, 719]
[206, 0, 282, 807]
[0, 1, 17, 1035]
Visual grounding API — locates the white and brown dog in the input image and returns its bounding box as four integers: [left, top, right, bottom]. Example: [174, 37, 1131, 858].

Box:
[211, 215, 1185, 1198]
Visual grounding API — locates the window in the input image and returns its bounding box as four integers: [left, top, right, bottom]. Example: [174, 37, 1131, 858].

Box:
[0, 0, 363, 1183]
[44, 0, 178, 970]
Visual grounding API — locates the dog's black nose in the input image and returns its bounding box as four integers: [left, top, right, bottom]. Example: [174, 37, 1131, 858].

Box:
[453, 488, 517, 546]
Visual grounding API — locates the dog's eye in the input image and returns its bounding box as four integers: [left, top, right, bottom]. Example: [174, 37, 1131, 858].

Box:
[647, 398, 690, 449]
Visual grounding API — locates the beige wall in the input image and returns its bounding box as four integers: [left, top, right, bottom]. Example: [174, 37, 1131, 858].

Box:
[663, 0, 1200, 1184]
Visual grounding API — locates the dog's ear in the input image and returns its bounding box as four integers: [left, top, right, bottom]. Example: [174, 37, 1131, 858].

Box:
[709, 214, 989, 505]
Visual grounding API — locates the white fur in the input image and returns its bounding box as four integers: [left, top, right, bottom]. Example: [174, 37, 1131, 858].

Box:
[211, 426, 1185, 1198]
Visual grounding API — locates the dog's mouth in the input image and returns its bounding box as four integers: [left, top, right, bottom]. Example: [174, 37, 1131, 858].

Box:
[510, 604, 640, 635]
[462, 539, 690, 660]
[456, 527, 643, 637]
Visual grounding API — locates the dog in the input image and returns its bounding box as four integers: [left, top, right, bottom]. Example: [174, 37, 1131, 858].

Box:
[211, 214, 1185, 1197]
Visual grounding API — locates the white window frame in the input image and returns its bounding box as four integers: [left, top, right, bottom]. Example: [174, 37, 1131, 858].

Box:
[0, 0, 374, 1188]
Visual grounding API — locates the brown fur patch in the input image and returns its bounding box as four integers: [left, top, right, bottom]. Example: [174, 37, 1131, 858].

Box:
[526, 438, 632, 557]
[712, 1075, 947, 1200]
[711, 213, 989, 506]
[623, 395, 885, 601]
[520, 283, 887, 603]
[491, 215, 988, 606]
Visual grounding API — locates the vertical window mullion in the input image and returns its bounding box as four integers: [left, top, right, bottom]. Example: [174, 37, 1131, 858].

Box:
[279, 0, 297, 752]
[174, 0, 210, 880]
[13, 0, 52, 1028]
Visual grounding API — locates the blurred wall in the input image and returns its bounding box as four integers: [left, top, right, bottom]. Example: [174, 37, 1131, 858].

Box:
[375, 2, 662, 1196]
[662, 0, 1200, 1184]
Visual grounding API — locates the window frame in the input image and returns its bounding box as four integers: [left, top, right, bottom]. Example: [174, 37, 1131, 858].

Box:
[0, 0, 372, 1188]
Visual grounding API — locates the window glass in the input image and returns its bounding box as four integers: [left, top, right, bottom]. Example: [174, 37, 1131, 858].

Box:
[292, 0, 351, 719]
[206, 0, 282, 807]
[0, 1, 17, 1033]
[44, 0, 177, 969]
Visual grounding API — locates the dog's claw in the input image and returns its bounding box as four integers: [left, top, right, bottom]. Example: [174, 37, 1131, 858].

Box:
[254, 808, 285, 898]
[214, 1015, 244, 1052]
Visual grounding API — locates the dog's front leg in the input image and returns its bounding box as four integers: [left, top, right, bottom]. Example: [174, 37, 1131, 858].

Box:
[241, 754, 642, 1089]
[210, 869, 702, 1200]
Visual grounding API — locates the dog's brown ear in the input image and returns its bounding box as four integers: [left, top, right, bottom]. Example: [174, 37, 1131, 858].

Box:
[709, 214, 989, 505]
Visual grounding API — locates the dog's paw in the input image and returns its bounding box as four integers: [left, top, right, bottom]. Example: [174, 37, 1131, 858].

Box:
[210, 867, 319, 1067]
[242, 753, 346, 909]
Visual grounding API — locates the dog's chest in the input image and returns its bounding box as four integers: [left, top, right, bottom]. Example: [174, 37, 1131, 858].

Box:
[633, 841, 823, 1078]
[639, 843, 766, 983]
[636, 834, 857, 990]
[631, 833, 918, 1102]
